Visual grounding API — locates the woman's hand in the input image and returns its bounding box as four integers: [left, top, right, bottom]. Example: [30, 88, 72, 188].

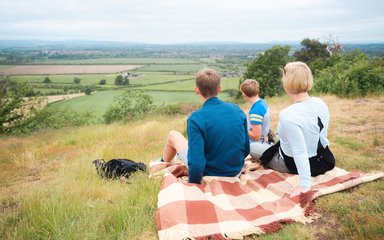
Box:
[289, 186, 310, 197]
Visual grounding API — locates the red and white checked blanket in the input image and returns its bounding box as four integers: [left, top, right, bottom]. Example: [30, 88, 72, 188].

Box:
[150, 161, 383, 240]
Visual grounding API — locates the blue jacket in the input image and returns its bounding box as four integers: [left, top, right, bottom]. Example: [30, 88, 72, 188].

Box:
[187, 97, 250, 183]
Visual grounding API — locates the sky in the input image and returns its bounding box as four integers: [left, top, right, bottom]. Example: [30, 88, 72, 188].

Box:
[0, 0, 383, 44]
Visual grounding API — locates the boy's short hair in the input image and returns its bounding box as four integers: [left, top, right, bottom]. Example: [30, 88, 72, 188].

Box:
[282, 61, 313, 94]
[240, 79, 260, 97]
[196, 68, 221, 98]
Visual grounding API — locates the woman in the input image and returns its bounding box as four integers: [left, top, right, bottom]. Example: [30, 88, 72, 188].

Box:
[250, 61, 335, 197]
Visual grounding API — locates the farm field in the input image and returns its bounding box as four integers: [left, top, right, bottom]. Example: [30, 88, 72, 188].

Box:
[17, 74, 118, 85]
[1, 57, 244, 127]
[1, 65, 143, 75]
[24, 57, 199, 65]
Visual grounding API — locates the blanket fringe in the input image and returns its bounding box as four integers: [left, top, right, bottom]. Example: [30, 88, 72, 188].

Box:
[300, 190, 317, 217]
[259, 221, 285, 234]
[195, 233, 229, 240]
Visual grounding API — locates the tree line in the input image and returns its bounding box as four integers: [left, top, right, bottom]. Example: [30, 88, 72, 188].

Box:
[242, 38, 384, 98]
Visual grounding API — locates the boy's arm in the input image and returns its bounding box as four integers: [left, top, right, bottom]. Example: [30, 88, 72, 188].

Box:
[249, 124, 262, 141]
[187, 118, 206, 184]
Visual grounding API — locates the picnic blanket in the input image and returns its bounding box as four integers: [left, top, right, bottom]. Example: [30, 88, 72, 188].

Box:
[150, 161, 383, 240]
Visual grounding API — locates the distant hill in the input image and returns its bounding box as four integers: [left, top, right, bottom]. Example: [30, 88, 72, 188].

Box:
[0, 40, 382, 64]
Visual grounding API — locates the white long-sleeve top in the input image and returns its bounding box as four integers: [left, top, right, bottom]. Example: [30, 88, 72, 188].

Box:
[277, 97, 330, 188]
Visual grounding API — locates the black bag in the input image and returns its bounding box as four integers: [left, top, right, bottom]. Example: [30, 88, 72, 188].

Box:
[259, 141, 280, 165]
[92, 158, 146, 179]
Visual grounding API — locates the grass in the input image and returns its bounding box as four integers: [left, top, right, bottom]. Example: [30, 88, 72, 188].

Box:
[0, 95, 383, 240]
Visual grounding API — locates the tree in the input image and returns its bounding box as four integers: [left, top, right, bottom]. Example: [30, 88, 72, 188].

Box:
[115, 75, 123, 85]
[242, 45, 291, 98]
[73, 77, 82, 84]
[83, 86, 93, 95]
[326, 35, 342, 56]
[43, 77, 51, 84]
[122, 78, 129, 85]
[99, 79, 106, 85]
[0, 75, 34, 134]
[294, 38, 329, 65]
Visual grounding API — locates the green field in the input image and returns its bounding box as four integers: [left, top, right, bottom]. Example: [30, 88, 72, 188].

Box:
[47, 89, 234, 122]
[133, 76, 240, 91]
[128, 72, 194, 86]
[16, 74, 118, 85]
[137, 64, 207, 72]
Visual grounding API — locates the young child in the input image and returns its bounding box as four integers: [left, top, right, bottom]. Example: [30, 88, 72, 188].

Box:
[240, 79, 271, 143]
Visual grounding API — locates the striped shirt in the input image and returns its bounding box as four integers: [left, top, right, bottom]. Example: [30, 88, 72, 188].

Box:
[248, 99, 270, 141]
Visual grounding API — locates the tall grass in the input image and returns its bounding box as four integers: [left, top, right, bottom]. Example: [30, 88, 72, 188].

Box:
[1, 96, 383, 240]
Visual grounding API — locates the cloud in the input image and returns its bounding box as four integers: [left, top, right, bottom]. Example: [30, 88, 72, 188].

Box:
[0, 0, 383, 43]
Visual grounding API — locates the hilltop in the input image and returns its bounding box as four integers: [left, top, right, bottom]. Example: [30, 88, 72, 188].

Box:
[0, 95, 383, 239]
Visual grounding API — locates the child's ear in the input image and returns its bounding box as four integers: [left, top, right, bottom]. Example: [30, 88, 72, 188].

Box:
[217, 85, 222, 93]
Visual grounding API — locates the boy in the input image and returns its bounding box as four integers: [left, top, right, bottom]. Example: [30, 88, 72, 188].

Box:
[240, 79, 271, 143]
[159, 68, 250, 184]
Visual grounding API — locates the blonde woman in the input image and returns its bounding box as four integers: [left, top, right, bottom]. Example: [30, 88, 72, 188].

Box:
[251, 61, 335, 197]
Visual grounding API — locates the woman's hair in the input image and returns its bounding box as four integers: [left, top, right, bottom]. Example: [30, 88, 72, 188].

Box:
[195, 68, 221, 97]
[240, 79, 260, 97]
[282, 61, 313, 94]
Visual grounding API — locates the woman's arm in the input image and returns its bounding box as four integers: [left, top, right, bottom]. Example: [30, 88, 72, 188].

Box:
[280, 118, 312, 189]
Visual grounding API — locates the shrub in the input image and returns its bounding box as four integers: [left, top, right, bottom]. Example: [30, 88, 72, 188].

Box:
[43, 77, 52, 84]
[156, 102, 200, 115]
[73, 77, 82, 84]
[83, 86, 93, 95]
[314, 50, 384, 97]
[103, 90, 154, 124]
[114, 75, 123, 85]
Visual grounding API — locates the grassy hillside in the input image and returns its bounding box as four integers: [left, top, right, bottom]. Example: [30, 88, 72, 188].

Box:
[0, 95, 383, 240]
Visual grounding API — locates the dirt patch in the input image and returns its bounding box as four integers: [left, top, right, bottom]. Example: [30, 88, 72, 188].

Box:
[44, 92, 85, 104]
[1, 65, 143, 75]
